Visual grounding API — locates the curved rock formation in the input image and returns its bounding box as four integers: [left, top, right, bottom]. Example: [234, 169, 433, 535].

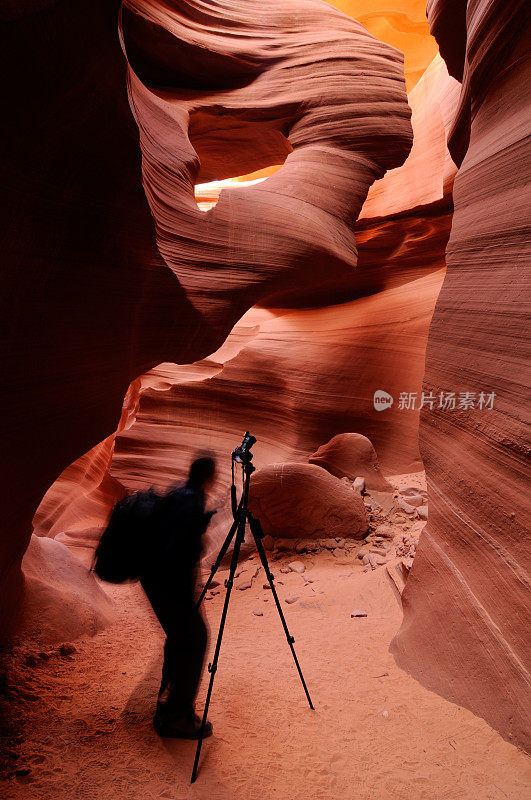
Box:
[309, 433, 392, 491]
[34, 51, 460, 559]
[392, 0, 531, 754]
[120, 0, 412, 342]
[1, 0, 203, 635]
[19, 535, 115, 643]
[1, 0, 412, 634]
[248, 463, 368, 540]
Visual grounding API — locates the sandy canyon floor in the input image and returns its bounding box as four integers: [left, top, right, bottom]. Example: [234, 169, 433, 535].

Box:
[2, 475, 530, 800]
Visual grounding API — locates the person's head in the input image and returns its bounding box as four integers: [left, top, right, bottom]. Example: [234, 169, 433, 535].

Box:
[187, 453, 217, 493]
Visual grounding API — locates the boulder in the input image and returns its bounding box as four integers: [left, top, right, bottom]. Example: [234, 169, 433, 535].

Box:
[248, 463, 368, 541]
[309, 433, 391, 491]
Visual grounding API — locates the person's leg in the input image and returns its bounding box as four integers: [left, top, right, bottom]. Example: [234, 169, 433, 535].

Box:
[153, 605, 211, 738]
[139, 577, 178, 709]
[157, 637, 172, 701]
[165, 604, 207, 715]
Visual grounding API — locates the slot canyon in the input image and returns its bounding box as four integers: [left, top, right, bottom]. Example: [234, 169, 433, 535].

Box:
[1, 1, 529, 798]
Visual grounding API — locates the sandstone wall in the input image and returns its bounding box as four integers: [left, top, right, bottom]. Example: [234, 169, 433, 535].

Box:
[2, 0, 412, 635]
[34, 53, 459, 565]
[392, 0, 531, 753]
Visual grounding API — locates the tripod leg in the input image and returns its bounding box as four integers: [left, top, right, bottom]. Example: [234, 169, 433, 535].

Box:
[196, 513, 240, 609]
[247, 513, 315, 711]
[191, 510, 246, 783]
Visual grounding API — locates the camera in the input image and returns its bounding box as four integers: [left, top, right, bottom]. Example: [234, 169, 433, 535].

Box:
[232, 431, 257, 464]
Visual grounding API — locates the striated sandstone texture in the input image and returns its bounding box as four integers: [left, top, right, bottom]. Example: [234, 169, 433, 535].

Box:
[2, 0, 412, 635]
[1, 1, 203, 636]
[34, 49, 461, 561]
[309, 433, 392, 491]
[248, 463, 368, 540]
[119, 0, 413, 343]
[392, 0, 531, 754]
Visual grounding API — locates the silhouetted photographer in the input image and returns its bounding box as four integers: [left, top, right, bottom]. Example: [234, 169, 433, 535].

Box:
[93, 454, 217, 740]
[140, 455, 217, 739]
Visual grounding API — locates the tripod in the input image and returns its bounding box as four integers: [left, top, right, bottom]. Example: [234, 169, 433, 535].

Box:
[191, 436, 314, 783]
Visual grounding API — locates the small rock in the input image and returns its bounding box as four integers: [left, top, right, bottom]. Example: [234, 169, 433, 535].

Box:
[353, 476, 365, 493]
[285, 596, 299, 604]
[351, 610, 368, 618]
[253, 609, 264, 617]
[59, 643, 77, 657]
[362, 555, 370, 565]
[374, 525, 395, 539]
[417, 505, 428, 520]
[295, 539, 321, 552]
[335, 538, 346, 548]
[381, 710, 389, 719]
[398, 499, 416, 515]
[357, 548, 368, 559]
[401, 493, 425, 507]
[332, 548, 344, 557]
[279, 567, 291, 574]
[369, 547, 388, 556]
[368, 554, 377, 570]
[262, 535, 275, 550]
[237, 579, 253, 591]
[263, 583, 272, 590]
[288, 561, 306, 574]
[322, 538, 338, 550]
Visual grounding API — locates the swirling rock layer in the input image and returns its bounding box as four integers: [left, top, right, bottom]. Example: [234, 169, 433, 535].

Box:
[392, 0, 531, 754]
[1, 0, 412, 633]
[35, 48, 459, 565]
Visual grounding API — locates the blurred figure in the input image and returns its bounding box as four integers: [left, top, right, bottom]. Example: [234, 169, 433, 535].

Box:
[139, 454, 217, 738]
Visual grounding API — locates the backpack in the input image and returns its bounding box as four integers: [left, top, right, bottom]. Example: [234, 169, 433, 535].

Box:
[92, 488, 160, 583]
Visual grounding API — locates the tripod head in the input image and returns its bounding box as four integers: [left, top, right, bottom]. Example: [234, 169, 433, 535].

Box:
[231, 432, 256, 517]
[232, 431, 256, 465]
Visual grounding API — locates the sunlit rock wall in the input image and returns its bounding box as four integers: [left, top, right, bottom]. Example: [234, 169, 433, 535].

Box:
[392, 0, 531, 754]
